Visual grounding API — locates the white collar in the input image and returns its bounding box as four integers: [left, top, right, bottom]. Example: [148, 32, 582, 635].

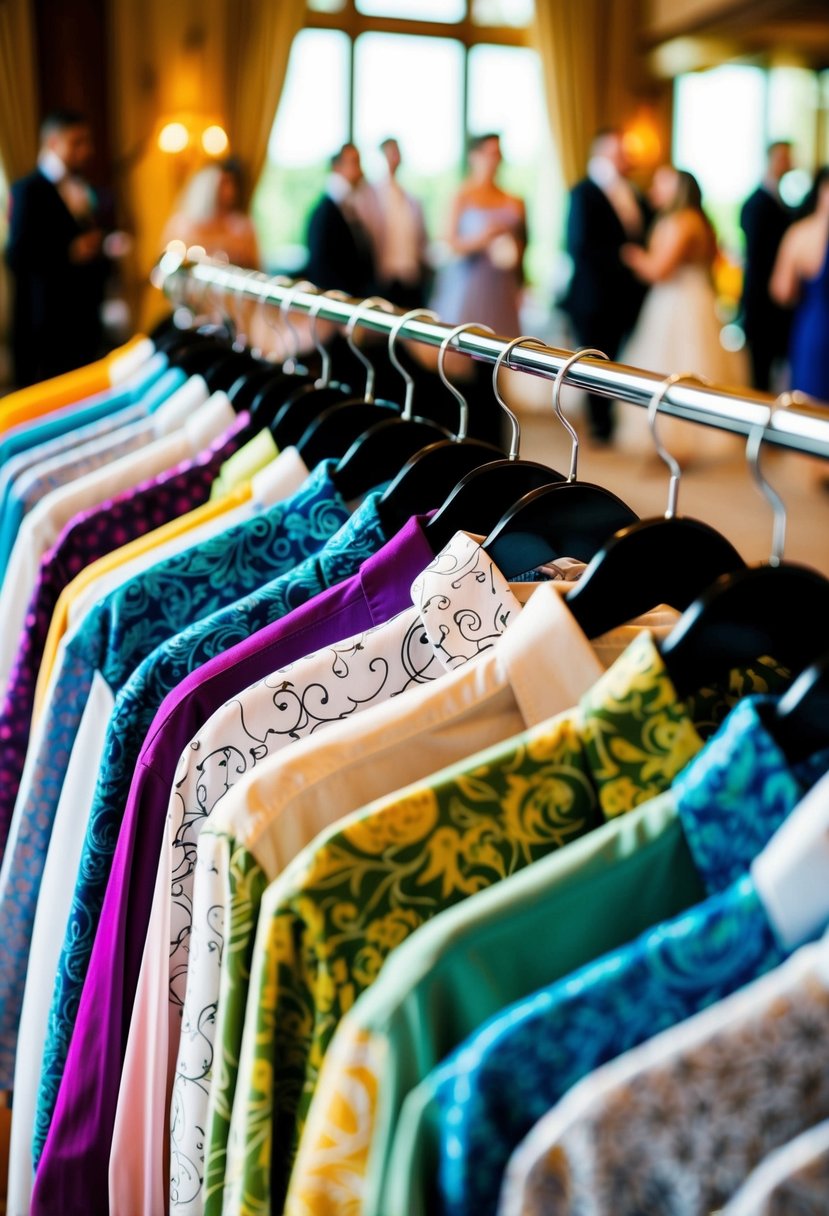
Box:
[588, 156, 624, 190]
[326, 173, 354, 205]
[38, 148, 68, 184]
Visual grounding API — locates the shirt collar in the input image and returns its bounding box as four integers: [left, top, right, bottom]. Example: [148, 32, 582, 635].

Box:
[411, 531, 523, 671]
[672, 696, 812, 897]
[588, 156, 622, 190]
[38, 148, 68, 184]
[359, 512, 437, 626]
[327, 173, 354, 205]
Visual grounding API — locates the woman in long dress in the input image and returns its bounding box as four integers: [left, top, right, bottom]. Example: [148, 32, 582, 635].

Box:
[770, 166, 829, 405]
[616, 166, 747, 462]
[432, 133, 526, 338]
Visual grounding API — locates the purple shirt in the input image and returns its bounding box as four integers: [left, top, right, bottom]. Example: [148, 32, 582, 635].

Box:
[32, 514, 435, 1212]
[0, 414, 249, 858]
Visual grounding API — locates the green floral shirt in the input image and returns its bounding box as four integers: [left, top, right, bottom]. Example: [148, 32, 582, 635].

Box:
[212, 636, 788, 1216]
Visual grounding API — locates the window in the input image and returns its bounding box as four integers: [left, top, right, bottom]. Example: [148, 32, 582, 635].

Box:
[251, 1, 562, 297]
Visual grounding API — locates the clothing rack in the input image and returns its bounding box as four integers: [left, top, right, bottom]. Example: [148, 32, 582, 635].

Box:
[157, 256, 829, 463]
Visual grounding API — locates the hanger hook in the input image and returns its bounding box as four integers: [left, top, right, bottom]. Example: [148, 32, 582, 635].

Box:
[307, 288, 349, 389]
[492, 335, 547, 461]
[438, 322, 495, 442]
[279, 280, 317, 373]
[388, 309, 440, 420]
[647, 372, 708, 519]
[255, 273, 293, 363]
[552, 347, 609, 481]
[229, 268, 261, 351]
[747, 393, 793, 567]
[346, 296, 396, 403]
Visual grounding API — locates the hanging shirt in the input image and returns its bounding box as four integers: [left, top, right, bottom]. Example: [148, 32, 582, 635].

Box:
[722, 1118, 829, 1215]
[33, 448, 309, 714]
[28, 484, 403, 1194]
[0, 409, 251, 862]
[0, 335, 152, 435]
[406, 704, 829, 1216]
[498, 770, 829, 1216]
[0, 373, 221, 684]
[219, 637, 792, 1216]
[282, 695, 820, 1216]
[0, 365, 197, 573]
[209, 428, 280, 500]
[33, 494, 401, 1216]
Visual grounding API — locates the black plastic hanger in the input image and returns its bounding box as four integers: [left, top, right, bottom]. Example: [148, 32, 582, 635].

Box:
[761, 650, 829, 765]
[270, 289, 354, 448]
[425, 335, 567, 551]
[660, 395, 829, 699]
[566, 372, 747, 637]
[330, 307, 451, 500]
[376, 322, 506, 536]
[483, 346, 638, 576]
[297, 296, 405, 466]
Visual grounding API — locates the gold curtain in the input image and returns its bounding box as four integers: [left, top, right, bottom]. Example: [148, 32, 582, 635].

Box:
[0, 0, 38, 183]
[225, 0, 307, 208]
[110, 0, 304, 327]
[532, 0, 638, 188]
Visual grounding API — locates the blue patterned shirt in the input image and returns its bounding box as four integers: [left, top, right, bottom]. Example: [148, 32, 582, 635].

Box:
[427, 698, 829, 1216]
[0, 462, 348, 1089]
[31, 487, 391, 1161]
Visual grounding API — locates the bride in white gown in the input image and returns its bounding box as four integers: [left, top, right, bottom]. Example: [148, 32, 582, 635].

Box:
[615, 166, 748, 463]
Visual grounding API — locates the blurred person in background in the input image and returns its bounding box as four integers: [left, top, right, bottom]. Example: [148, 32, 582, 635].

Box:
[6, 109, 109, 386]
[617, 165, 747, 462]
[304, 143, 376, 296]
[360, 137, 430, 309]
[431, 133, 526, 339]
[740, 140, 795, 391]
[561, 128, 651, 445]
[771, 166, 829, 405]
[161, 158, 260, 268]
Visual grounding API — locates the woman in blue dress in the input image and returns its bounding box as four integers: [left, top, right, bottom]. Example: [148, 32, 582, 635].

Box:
[432, 133, 527, 338]
[771, 166, 829, 404]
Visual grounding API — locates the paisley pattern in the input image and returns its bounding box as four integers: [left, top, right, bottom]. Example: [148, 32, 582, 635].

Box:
[0, 418, 251, 1087]
[281, 694, 814, 1216]
[169, 532, 524, 1216]
[31, 494, 396, 1216]
[219, 638, 791, 1216]
[29, 468, 353, 1170]
[0, 412, 249, 864]
[504, 939, 829, 1216]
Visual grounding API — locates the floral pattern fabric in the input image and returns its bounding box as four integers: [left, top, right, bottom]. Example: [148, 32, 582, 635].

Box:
[221, 638, 787, 1216]
[500, 937, 829, 1216]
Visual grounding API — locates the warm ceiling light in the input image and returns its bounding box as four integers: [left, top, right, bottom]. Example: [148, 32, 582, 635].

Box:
[202, 124, 229, 156]
[158, 121, 190, 153]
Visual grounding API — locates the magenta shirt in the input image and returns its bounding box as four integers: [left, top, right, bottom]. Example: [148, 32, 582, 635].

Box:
[0, 414, 249, 859]
[34, 514, 435, 1214]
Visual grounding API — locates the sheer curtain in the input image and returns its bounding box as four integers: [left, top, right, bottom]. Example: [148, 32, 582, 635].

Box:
[532, 0, 638, 187]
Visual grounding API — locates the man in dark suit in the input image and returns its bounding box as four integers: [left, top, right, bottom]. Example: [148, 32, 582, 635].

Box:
[304, 143, 377, 297]
[561, 129, 651, 443]
[740, 141, 794, 392]
[5, 109, 108, 387]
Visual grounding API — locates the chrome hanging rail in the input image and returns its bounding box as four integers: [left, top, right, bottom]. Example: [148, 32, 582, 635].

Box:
[155, 254, 829, 462]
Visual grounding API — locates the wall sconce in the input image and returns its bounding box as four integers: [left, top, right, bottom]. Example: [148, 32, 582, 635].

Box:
[157, 115, 229, 158]
[623, 108, 662, 169]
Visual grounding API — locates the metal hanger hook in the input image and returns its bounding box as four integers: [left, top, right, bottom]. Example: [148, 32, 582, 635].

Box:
[492, 336, 547, 461]
[438, 322, 495, 442]
[279, 280, 317, 373]
[747, 394, 793, 567]
[647, 372, 708, 519]
[552, 348, 609, 481]
[307, 289, 349, 389]
[389, 309, 440, 420]
[346, 296, 396, 403]
[255, 273, 293, 363]
[228, 268, 261, 351]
